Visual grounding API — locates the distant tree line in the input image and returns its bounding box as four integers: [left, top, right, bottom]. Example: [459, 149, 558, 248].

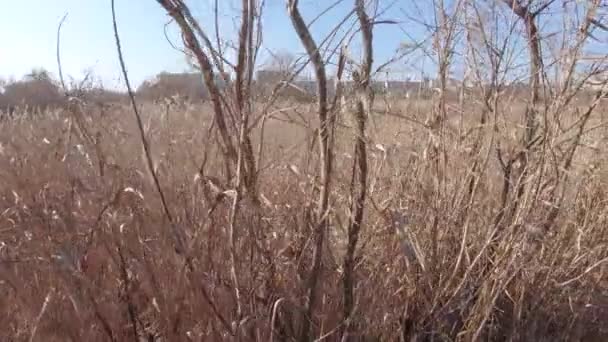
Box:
[0, 68, 126, 113]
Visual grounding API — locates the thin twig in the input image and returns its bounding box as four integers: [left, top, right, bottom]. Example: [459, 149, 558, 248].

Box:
[110, 0, 184, 254]
[56, 13, 69, 94]
[29, 289, 54, 342]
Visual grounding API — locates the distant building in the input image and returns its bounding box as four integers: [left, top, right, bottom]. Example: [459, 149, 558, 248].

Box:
[137, 71, 231, 101]
[256, 70, 289, 86]
[253, 68, 473, 100]
[255, 70, 318, 100]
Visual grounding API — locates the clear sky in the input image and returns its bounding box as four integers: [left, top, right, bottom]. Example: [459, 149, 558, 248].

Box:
[0, 0, 439, 89]
[1, 0, 181, 88]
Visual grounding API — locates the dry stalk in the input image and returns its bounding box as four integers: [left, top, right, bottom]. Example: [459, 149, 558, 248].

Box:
[56, 13, 69, 93]
[116, 244, 140, 341]
[112, 2, 233, 336]
[495, 0, 544, 233]
[156, 0, 238, 181]
[287, 0, 332, 340]
[28, 288, 54, 342]
[341, 0, 373, 340]
[427, 0, 463, 281]
[111, 0, 185, 255]
[225, 0, 260, 325]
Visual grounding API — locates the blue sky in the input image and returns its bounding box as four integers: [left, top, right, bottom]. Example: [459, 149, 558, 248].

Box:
[1, 0, 178, 88]
[0, 0, 437, 89]
[1, 1, 604, 90]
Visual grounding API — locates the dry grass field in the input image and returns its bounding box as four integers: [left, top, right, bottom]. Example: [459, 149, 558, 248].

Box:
[1, 0, 608, 340]
[0, 95, 606, 341]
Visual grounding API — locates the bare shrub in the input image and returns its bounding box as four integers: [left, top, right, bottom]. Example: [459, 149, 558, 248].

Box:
[0, 70, 64, 112]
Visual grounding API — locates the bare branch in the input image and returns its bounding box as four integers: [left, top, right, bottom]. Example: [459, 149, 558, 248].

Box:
[287, 1, 332, 340]
[112, 0, 187, 256]
[56, 12, 69, 94]
[342, 0, 373, 339]
[157, 0, 238, 179]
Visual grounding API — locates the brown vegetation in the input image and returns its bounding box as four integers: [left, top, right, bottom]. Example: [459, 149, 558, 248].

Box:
[1, 0, 608, 341]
